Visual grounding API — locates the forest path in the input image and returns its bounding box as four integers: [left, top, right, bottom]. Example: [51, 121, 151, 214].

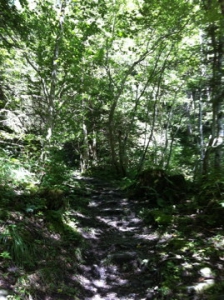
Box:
[72, 176, 161, 300]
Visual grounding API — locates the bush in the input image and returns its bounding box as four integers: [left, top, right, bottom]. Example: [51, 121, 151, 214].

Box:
[40, 147, 71, 187]
[0, 224, 34, 267]
[128, 168, 187, 206]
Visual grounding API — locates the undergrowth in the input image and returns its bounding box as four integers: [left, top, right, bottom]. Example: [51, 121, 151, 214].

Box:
[133, 169, 224, 299]
[0, 150, 87, 299]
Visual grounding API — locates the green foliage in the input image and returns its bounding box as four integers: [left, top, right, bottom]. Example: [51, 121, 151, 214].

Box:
[40, 148, 70, 187]
[140, 207, 174, 227]
[0, 250, 11, 259]
[41, 162, 68, 186]
[85, 165, 122, 181]
[0, 0, 224, 297]
[195, 174, 224, 205]
[0, 150, 38, 189]
[0, 0, 28, 43]
[128, 168, 187, 207]
[0, 0, 223, 180]
[120, 176, 135, 190]
[36, 188, 66, 210]
[0, 224, 34, 267]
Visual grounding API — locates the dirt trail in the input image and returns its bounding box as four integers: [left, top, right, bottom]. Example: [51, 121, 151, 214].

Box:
[72, 177, 161, 300]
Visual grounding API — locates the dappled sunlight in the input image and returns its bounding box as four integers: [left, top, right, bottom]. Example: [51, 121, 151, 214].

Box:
[192, 279, 215, 293]
[77, 227, 102, 240]
[73, 257, 132, 299]
[1, 0, 224, 296]
[72, 177, 224, 299]
[48, 232, 61, 241]
[133, 233, 159, 241]
[96, 216, 140, 233]
[71, 211, 91, 219]
[1, 173, 224, 299]
[10, 168, 35, 182]
[89, 200, 100, 208]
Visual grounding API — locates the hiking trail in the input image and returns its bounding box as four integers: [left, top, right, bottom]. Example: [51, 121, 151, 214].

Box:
[72, 177, 163, 300]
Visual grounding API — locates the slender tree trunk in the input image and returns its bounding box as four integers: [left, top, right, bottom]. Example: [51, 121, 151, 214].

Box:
[210, 25, 224, 173]
[90, 130, 97, 163]
[199, 0, 224, 175]
[105, 40, 152, 175]
[137, 94, 158, 174]
[198, 91, 204, 173]
[80, 121, 89, 172]
[137, 45, 173, 173]
[47, 2, 66, 137]
[162, 104, 174, 169]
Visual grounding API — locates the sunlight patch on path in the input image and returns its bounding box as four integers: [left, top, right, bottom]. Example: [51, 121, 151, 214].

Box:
[77, 227, 102, 240]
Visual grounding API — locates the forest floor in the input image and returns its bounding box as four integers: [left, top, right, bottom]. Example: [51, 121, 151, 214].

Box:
[0, 175, 224, 299]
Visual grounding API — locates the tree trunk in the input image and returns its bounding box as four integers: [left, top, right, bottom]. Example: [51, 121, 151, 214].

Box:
[80, 121, 89, 172]
[210, 24, 224, 173]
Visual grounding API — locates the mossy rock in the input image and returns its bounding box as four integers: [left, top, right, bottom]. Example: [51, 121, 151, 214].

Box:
[38, 188, 68, 210]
